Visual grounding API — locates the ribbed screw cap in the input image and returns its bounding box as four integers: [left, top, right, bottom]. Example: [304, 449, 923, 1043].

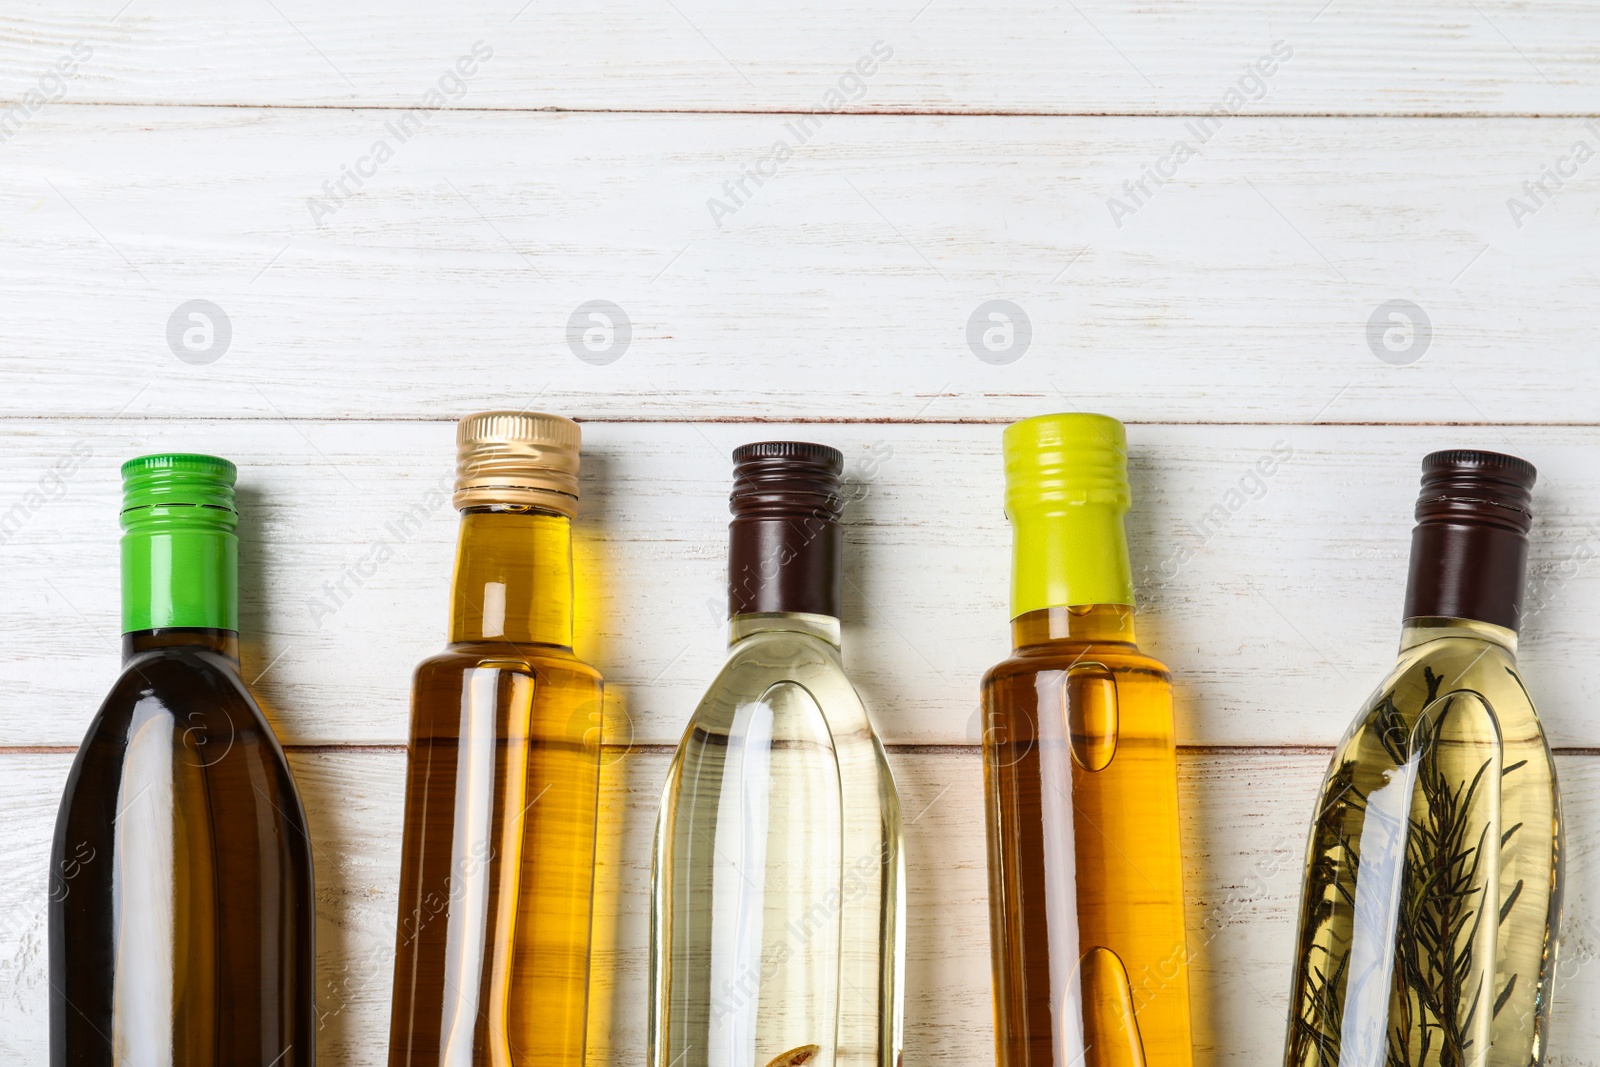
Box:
[453, 410, 581, 517]
[1416, 449, 1536, 534]
[730, 441, 845, 521]
[1003, 413, 1131, 516]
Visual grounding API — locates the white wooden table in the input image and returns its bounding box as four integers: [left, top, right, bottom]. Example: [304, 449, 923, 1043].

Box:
[3, 3, 1600, 1063]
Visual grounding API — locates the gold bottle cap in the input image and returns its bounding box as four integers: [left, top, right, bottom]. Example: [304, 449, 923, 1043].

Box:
[453, 410, 581, 517]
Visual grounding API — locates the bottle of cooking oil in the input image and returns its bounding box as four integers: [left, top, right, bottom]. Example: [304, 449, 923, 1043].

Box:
[982, 414, 1193, 1067]
[51, 454, 316, 1066]
[1283, 450, 1563, 1067]
[386, 412, 604, 1067]
[649, 441, 904, 1067]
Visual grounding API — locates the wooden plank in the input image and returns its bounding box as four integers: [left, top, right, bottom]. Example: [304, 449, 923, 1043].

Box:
[0, 110, 1598, 422]
[3, 748, 1597, 1064]
[0, 3, 1597, 114]
[3, 420, 1599, 749]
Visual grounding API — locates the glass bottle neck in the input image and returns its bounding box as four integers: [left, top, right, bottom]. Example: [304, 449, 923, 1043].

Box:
[728, 611, 841, 648]
[1403, 519, 1528, 631]
[448, 508, 574, 648]
[1011, 604, 1137, 650]
[121, 628, 241, 665]
[121, 521, 238, 634]
[1009, 503, 1134, 619]
[1398, 615, 1519, 656]
[727, 517, 842, 618]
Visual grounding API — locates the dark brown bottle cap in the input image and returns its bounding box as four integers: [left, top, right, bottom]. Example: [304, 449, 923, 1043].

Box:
[1402, 449, 1536, 631]
[728, 442, 844, 618]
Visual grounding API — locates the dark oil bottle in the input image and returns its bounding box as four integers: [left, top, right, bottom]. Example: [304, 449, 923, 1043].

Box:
[50, 454, 315, 1066]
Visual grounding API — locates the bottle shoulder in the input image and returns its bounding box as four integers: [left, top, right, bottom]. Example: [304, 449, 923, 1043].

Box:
[120, 643, 247, 681]
[706, 629, 855, 694]
[96, 646, 263, 723]
[685, 629, 872, 735]
[65, 647, 299, 803]
[1378, 634, 1527, 706]
[982, 641, 1171, 688]
[416, 642, 604, 686]
[1348, 633, 1545, 749]
[1389, 632, 1520, 679]
[724, 627, 847, 667]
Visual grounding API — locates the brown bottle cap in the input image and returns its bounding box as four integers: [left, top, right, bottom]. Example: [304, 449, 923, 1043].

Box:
[730, 442, 846, 520]
[728, 442, 845, 618]
[1414, 449, 1536, 532]
[1403, 449, 1536, 630]
[452, 410, 581, 517]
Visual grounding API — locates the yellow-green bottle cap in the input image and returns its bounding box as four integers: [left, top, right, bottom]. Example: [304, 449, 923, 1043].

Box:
[1003, 413, 1134, 616]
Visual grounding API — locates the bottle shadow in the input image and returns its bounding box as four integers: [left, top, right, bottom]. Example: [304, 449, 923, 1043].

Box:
[574, 443, 654, 1058]
[233, 480, 385, 1059]
[1124, 444, 1229, 1057]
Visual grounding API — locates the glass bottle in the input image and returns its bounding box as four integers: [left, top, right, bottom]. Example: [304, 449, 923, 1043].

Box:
[386, 412, 604, 1067]
[649, 442, 905, 1067]
[982, 414, 1194, 1067]
[50, 453, 316, 1066]
[1283, 450, 1563, 1067]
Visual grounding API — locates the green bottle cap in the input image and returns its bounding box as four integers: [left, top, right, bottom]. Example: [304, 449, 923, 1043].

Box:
[120, 454, 239, 634]
[1003, 413, 1135, 617]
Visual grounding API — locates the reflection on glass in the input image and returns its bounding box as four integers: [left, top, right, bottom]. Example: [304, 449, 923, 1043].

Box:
[651, 615, 902, 1067]
[1285, 621, 1561, 1067]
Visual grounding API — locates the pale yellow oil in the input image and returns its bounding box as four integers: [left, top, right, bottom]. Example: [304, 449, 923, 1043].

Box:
[649, 613, 904, 1067]
[1284, 617, 1562, 1067]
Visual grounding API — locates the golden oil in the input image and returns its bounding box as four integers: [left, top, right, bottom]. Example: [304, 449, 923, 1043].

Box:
[388, 414, 604, 1067]
[984, 606, 1192, 1067]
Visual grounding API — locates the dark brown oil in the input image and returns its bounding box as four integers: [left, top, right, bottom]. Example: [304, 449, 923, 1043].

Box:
[49, 628, 316, 1066]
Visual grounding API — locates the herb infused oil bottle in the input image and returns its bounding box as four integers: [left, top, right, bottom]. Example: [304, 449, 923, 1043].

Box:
[386, 413, 604, 1067]
[1284, 451, 1563, 1067]
[982, 414, 1193, 1067]
[50, 454, 316, 1066]
[649, 442, 905, 1067]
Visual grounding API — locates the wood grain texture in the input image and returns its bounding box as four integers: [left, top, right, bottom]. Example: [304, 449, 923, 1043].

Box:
[0, 109, 1597, 422]
[5, 2, 1600, 1062]
[4, 420, 1598, 749]
[3, 747, 1597, 1066]
[0, 2, 1597, 114]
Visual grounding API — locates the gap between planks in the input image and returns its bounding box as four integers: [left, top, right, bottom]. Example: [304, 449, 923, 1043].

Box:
[9, 743, 1599, 757]
[11, 416, 1600, 428]
[17, 743, 1600, 756]
[22, 102, 1600, 120]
